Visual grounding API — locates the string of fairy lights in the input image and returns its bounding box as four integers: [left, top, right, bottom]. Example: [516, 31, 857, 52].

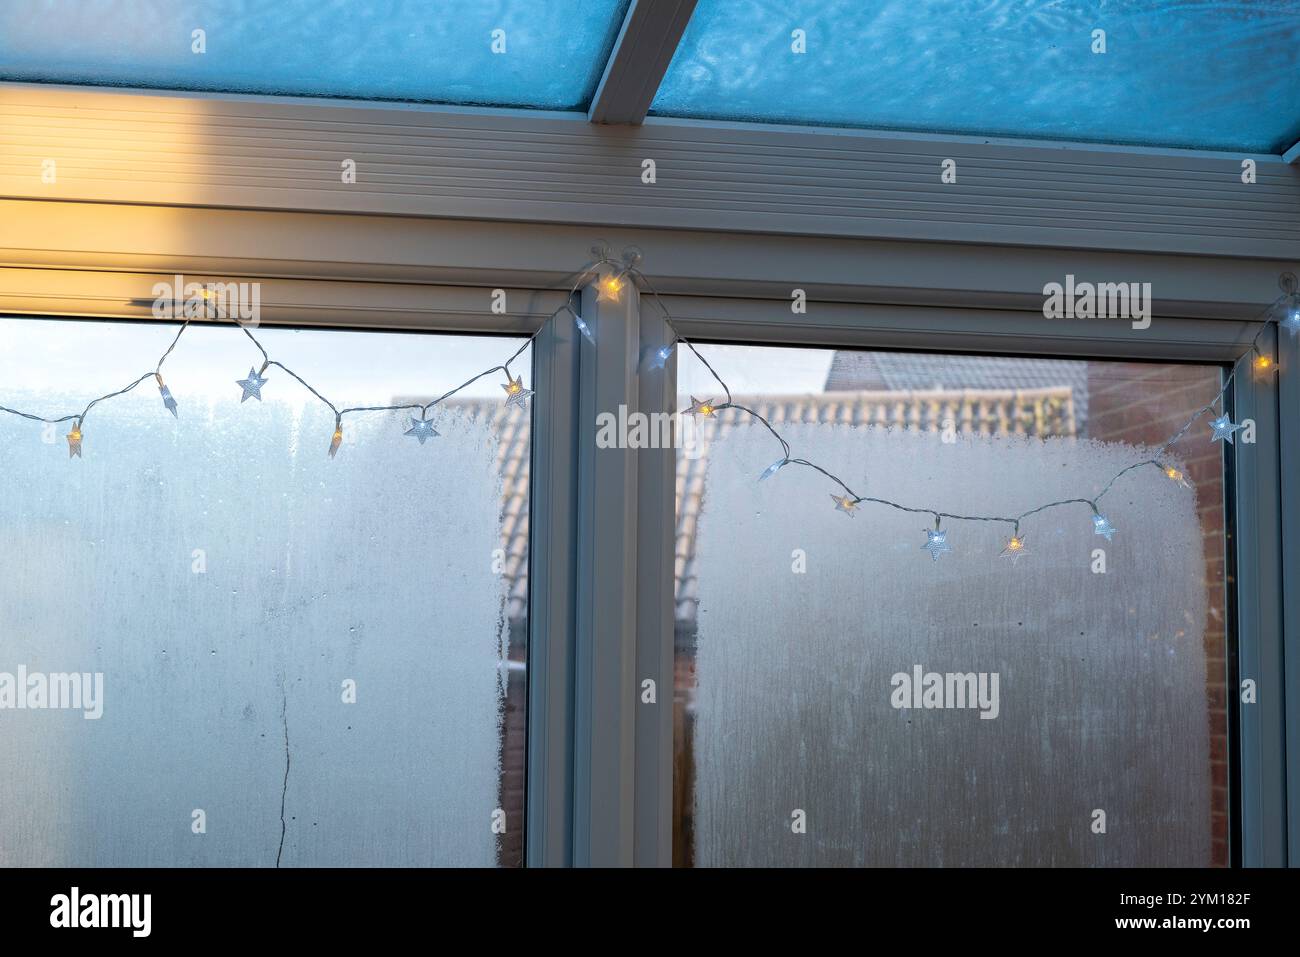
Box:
[1, 253, 1297, 564]
[656, 270, 1299, 563]
[0, 259, 613, 458]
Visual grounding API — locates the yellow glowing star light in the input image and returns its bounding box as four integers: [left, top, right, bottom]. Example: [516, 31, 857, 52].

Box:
[1000, 534, 1027, 563]
[502, 373, 534, 409]
[686, 396, 716, 417]
[596, 273, 624, 304]
[830, 494, 858, 517]
[66, 423, 83, 458]
[1255, 355, 1273, 373]
[1164, 466, 1191, 489]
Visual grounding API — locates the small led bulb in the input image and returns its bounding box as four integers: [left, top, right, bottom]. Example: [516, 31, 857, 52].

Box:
[830, 494, 858, 517]
[686, 396, 716, 417]
[1000, 532, 1028, 563]
[502, 373, 534, 408]
[596, 273, 625, 304]
[66, 422, 83, 459]
[156, 373, 178, 417]
[647, 343, 675, 370]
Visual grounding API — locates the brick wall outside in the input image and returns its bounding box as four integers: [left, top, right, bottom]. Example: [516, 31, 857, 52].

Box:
[1084, 360, 1231, 867]
[498, 632, 526, 868]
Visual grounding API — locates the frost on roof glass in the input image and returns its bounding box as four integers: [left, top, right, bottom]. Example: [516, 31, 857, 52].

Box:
[651, 0, 1300, 152]
[0, 0, 632, 110]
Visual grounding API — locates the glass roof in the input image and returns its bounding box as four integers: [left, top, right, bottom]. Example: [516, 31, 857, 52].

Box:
[0, 0, 631, 110]
[650, 0, 1300, 153]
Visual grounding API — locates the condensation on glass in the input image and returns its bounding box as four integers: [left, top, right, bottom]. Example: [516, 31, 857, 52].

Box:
[674, 345, 1231, 866]
[0, 0, 631, 110]
[0, 317, 529, 867]
[652, 0, 1300, 152]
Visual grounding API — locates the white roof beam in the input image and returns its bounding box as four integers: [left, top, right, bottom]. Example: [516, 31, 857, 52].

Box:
[588, 0, 697, 125]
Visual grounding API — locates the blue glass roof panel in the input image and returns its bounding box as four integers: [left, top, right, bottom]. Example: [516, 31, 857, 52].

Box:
[651, 0, 1300, 153]
[0, 0, 632, 110]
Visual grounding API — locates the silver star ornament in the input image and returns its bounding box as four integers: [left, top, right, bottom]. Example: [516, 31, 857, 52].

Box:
[405, 417, 439, 445]
[236, 367, 268, 402]
[1209, 414, 1241, 444]
[922, 528, 952, 561]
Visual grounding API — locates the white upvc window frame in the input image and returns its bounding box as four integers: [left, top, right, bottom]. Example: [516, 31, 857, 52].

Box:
[1, 78, 1297, 868]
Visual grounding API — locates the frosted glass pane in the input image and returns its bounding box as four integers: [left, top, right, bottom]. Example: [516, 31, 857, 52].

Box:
[0, 317, 530, 867]
[0, 1, 631, 109]
[652, 0, 1300, 152]
[675, 346, 1229, 867]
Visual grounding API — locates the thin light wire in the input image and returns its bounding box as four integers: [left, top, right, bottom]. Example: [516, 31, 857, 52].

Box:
[634, 263, 1284, 535]
[0, 256, 1285, 541]
[0, 258, 619, 433]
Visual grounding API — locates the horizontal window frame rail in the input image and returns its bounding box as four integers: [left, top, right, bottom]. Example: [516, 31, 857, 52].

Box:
[660, 296, 1266, 363]
[0, 269, 571, 334]
[3, 205, 1295, 325]
[3, 82, 1298, 261]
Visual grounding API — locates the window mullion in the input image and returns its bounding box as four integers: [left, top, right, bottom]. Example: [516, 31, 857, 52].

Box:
[1229, 324, 1286, 866]
[572, 280, 641, 866]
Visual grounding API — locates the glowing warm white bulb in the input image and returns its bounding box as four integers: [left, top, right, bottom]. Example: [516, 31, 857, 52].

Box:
[328, 425, 343, 459]
[595, 273, 625, 304]
[501, 373, 534, 408]
[999, 532, 1029, 563]
[686, 396, 717, 418]
[830, 494, 858, 516]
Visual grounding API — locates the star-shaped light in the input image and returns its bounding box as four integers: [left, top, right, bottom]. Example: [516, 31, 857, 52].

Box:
[1092, 514, 1117, 541]
[502, 373, 533, 409]
[328, 424, 343, 459]
[831, 493, 858, 517]
[1209, 414, 1242, 444]
[156, 374, 178, 417]
[236, 367, 268, 402]
[686, 396, 717, 417]
[1164, 465, 1191, 489]
[570, 307, 595, 344]
[1278, 294, 1300, 337]
[647, 343, 675, 370]
[66, 423, 82, 459]
[1000, 534, 1028, 563]
[758, 457, 787, 481]
[596, 272, 625, 304]
[405, 416, 439, 445]
[921, 528, 952, 561]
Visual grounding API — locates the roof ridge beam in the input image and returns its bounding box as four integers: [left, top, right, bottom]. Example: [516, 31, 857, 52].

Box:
[588, 0, 697, 126]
